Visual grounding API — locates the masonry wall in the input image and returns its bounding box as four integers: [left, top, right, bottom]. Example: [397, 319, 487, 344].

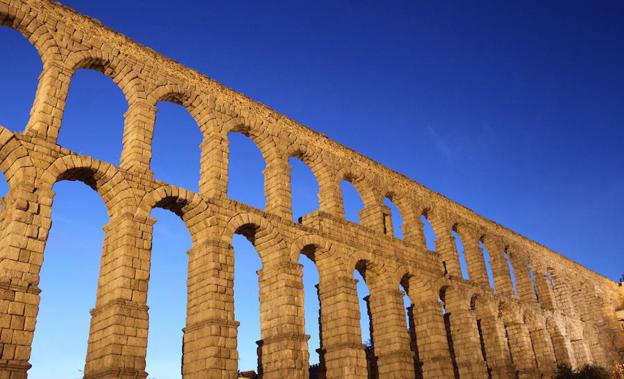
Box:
[0, 1, 622, 378]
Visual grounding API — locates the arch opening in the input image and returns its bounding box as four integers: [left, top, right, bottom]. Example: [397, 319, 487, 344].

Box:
[504, 249, 519, 297]
[353, 262, 376, 377]
[0, 26, 42, 133]
[145, 207, 191, 377]
[479, 240, 496, 291]
[401, 278, 423, 379]
[298, 251, 321, 366]
[233, 232, 263, 373]
[227, 132, 266, 210]
[151, 101, 203, 191]
[290, 157, 319, 222]
[341, 179, 364, 224]
[421, 213, 436, 252]
[383, 196, 403, 239]
[29, 181, 107, 379]
[438, 287, 459, 378]
[58, 69, 126, 165]
[451, 228, 470, 280]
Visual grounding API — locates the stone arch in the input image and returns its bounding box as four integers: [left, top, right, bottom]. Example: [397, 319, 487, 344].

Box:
[38, 154, 137, 217]
[220, 212, 288, 265]
[64, 49, 147, 105]
[339, 168, 377, 210]
[218, 116, 279, 165]
[0, 3, 62, 64]
[135, 184, 208, 240]
[147, 83, 210, 132]
[0, 128, 36, 187]
[289, 234, 332, 264]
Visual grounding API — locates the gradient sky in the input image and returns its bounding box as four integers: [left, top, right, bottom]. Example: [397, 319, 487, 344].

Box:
[1, 1, 623, 378]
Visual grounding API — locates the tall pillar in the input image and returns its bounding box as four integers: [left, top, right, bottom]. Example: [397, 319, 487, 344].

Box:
[525, 312, 557, 377]
[358, 202, 385, 234]
[119, 100, 157, 176]
[547, 317, 577, 369]
[366, 284, 415, 378]
[317, 171, 343, 218]
[444, 289, 488, 378]
[406, 280, 455, 379]
[484, 237, 515, 297]
[0, 183, 51, 379]
[316, 275, 368, 379]
[183, 240, 239, 379]
[24, 62, 71, 142]
[263, 158, 292, 219]
[199, 129, 228, 198]
[257, 262, 309, 378]
[84, 213, 153, 379]
[501, 304, 538, 379]
[456, 224, 489, 286]
[474, 302, 514, 379]
[429, 211, 461, 277]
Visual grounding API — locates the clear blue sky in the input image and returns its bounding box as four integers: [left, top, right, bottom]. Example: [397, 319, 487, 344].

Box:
[1, 1, 622, 378]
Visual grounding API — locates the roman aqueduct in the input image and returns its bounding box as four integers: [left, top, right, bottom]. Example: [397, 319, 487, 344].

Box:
[0, 1, 623, 378]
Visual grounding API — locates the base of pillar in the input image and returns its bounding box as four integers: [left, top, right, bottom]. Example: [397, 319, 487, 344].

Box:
[0, 361, 30, 379]
[83, 368, 148, 379]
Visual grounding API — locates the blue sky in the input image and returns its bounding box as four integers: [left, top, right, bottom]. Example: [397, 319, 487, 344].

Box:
[1, 0, 623, 377]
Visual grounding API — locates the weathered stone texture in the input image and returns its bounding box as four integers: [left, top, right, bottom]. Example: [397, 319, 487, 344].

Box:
[0, 1, 622, 378]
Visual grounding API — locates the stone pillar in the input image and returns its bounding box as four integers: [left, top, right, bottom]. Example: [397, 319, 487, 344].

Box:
[474, 302, 514, 379]
[429, 211, 461, 277]
[199, 129, 228, 198]
[455, 224, 489, 286]
[257, 262, 309, 378]
[366, 284, 415, 379]
[24, 62, 71, 142]
[406, 305, 423, 378]
[501, 304, 538, 379]
[358, 202, 385, 234]
[263, 158, 292, 219]
[83, 213, 153, 379]
[525, 313, 557, 377]
[119, 100, 157, 176]
[406, 281, 455, 379]
[183, 241, 239, 379]
[400, 207, 426, 251]
[547, 318, 577, 369]
[316, 275, 367, 379]
[550, 271, 575, 317]
[568, 320, 592, 367]
[0, 183, 50, 379]
[317, 171, 343, 218]
[484, 237, 515, 297]
[444, 289, 488, 378]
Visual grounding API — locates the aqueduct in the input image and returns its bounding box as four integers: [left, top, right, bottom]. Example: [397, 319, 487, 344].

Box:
[0, 1, 623, 378]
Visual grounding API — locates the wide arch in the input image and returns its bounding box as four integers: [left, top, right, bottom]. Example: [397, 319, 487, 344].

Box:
[0, 4, 61, 64]
[38, 154, 137, 217]
[220, 212, 287, 265]
[64, 50, 146, 105]
[147, 83, 210, 131]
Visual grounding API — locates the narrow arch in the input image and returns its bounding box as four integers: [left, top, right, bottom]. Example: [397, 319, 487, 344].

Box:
[151, 101, 203, 191]
[29, 180, 108, 378]
[353, 260, 376, 377]
[57, 68, 127, 165]
[0, 26, 43, 133]
[298, 247, 322, 367]
[383, 196, 403, 239]
[438, 286, 460, 378]
[504, 248, 519, 296]
[401, 275, 424, 378]
[421, 211, 436, 252]
[232, 230, 264, 374]
[479, 239, 497, 291]
[451, 226, 470, 280]
[341, 179, 364, 224]
[290, 156, 319, 222]
[227, 131, 266, 210]
[145, 206, 191, 377]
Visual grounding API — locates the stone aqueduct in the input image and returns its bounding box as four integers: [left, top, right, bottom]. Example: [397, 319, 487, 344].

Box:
[0, 1, 622, 378]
